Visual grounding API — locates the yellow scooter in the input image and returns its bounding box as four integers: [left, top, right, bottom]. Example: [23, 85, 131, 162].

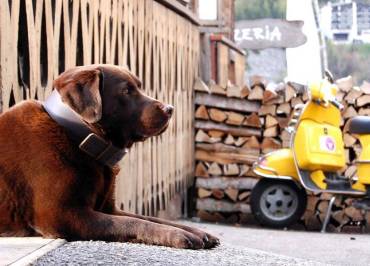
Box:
[251, 71, 370, 231]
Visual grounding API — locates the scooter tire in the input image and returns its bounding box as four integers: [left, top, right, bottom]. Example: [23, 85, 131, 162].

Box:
[251, 179, 307, 228]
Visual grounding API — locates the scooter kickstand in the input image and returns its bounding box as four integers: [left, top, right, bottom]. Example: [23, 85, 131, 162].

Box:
[321, 196, 336, 233]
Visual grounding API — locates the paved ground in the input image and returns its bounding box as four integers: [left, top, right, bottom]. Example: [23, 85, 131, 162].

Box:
[181, 221, 370, 265]
[3, 220, 370, 265]
[0, 238, 65, 266]
[34, 241, 325, 266]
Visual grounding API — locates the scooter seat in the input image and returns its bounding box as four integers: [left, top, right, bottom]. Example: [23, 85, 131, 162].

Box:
[348, 116, 370, 134]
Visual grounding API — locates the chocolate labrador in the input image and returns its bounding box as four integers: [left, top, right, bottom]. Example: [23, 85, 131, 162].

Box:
[0, 64, 219, 249]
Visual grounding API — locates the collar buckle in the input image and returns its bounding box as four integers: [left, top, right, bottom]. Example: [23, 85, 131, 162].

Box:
[79, 133, 112, 160]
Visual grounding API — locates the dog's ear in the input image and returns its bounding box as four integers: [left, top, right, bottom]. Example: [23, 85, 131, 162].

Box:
[53, 66, 102, 123]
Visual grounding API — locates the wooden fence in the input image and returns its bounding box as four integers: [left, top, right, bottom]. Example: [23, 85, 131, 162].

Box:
[0, 0, 199, 216]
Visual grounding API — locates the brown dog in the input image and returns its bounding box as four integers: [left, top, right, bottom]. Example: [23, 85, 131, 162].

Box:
[0, 64, 219, 249]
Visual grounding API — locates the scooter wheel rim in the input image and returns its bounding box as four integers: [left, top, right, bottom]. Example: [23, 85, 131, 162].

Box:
[260, 184, 299, 221]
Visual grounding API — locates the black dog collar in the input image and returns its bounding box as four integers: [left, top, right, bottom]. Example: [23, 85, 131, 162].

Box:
[42, 90, 127, 168]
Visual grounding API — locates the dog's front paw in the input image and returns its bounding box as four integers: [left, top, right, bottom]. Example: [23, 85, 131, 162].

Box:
[169, 229, 205, 249]
[204, 233, 220, 249]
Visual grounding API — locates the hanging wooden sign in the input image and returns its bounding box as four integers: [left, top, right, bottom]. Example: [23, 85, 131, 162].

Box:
[234, 19, 307, 49]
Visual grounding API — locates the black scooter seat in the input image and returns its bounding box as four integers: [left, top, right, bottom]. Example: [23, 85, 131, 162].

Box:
[348, 116, 370, 134]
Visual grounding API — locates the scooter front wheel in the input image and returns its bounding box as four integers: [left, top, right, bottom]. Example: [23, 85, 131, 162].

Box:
[251, 179, 307, 228]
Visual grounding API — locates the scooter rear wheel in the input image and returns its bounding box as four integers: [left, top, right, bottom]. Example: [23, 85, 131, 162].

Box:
[251, 179, 307, 228]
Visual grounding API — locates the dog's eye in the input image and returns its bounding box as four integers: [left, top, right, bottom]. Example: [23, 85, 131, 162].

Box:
[121, 87, 129, 94]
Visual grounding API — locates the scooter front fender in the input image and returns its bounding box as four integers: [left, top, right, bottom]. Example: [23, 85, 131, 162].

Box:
[253, 148, 300, 182]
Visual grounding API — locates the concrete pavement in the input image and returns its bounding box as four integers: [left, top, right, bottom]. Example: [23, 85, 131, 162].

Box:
[0, 238, 65, 266]
[2, 220, 370, 265]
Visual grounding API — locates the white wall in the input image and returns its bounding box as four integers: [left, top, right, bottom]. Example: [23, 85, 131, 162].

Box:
[286, 0, 323, 84]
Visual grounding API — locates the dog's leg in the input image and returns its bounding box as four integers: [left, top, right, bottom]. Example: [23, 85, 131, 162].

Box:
[108, 208, 219, 249]
[100, 170, 219, 248]
[41, 210, 204, 249]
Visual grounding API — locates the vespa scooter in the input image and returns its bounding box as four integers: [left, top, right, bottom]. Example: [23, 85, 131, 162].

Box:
[251, 71, 370, 231]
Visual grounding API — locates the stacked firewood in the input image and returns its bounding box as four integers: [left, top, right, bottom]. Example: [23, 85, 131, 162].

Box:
[193, 76, 310, 222]
[194, 74, 370, 231]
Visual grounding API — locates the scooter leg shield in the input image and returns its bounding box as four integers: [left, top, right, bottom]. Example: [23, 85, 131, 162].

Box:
[356, 135, 370, 185]
[253, 148, 299, 181]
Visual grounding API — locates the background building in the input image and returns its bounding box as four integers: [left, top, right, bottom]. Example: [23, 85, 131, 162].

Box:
[321, 0, 370, 43]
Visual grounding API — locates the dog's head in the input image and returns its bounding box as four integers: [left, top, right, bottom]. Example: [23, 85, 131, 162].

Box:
[53, 64, 173, 148]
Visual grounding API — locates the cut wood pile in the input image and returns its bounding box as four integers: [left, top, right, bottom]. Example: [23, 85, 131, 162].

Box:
[194, 74, 370, 231]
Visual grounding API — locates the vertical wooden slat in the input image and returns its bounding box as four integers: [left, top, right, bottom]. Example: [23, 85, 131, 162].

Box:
[0, 0, 199, 217]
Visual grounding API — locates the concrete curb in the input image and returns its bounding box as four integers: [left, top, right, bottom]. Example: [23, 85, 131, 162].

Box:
[9, 239, 66, 266]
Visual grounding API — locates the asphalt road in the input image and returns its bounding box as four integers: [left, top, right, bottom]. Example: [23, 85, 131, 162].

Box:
[33, 220, 370, 265]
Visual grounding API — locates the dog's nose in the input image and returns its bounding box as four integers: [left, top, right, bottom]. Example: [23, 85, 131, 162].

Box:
[164, 105, 174, 116]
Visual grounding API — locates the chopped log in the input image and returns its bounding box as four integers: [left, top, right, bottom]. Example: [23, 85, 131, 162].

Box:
[195, 105, 209, 120]
[245, 168, 259, 177]
[265, 115, 279, 128]
[277, 117, 290, 128]
[344, 206, 363, 220]
[211, 189, 225, 199]
[280, 130, 291, 141]
[263, 126, 278, 137]
[264, 95, 284, 105]
[277, 102, 291, 115]
[336, 76, 353, 92]
[345, 165, 357, 178]
[250, 75, 267, 88]
[285, 84, 296, 102]
[225, 187, 239, 202]
[208, 162, 222, 176]
[290, 97, 303, 108]
[196, 177, 258, 190]
[223, 164, 240, 176]
[258, 104, 276, 116]
[345, 87, 363, 104]
[359, 108, 370, 116]
[356, 94, 370, 107]
[195, 120, 261, 137]
[234, 137, 248, 147]
[248, 85, 264, 100]
[195, 92, 260, 113]
[336, 91, 346, 102]
[225, 111, 245, 126]
[198, 188, 212, 198]
[244, 113, 261, 128]
[261, 138, 282, 153]
[306, 196, 320, 212]
[195, 130, 211, 142]
[240, 85, 250, 98]
[242, 136, 260, 149]
[209, 81, 226, 95]
[209, 108, 227, 122]
[196, 143, 259, 156]
[360, 81, 370, 94]
[263, 89, 278, 104]
[195, 162, 209, 178]
[194, 78, 210, 92]
[238, 191, 250, 201]
[208, 130, 225, 138]
[344, 133, 357, 147]
[196, 198, 251, 213]
[197, 210, 226, 223]
[302, 91, 309, 101]
[227, 85, 242, 98]
[239, 165, 250, 176]
[195, 150, 258, 165]
[343, 105, 357, 119]
[224, 134, 235, 145]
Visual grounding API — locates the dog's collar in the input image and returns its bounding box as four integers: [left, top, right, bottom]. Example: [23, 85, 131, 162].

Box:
[42, 90, 127, 168]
